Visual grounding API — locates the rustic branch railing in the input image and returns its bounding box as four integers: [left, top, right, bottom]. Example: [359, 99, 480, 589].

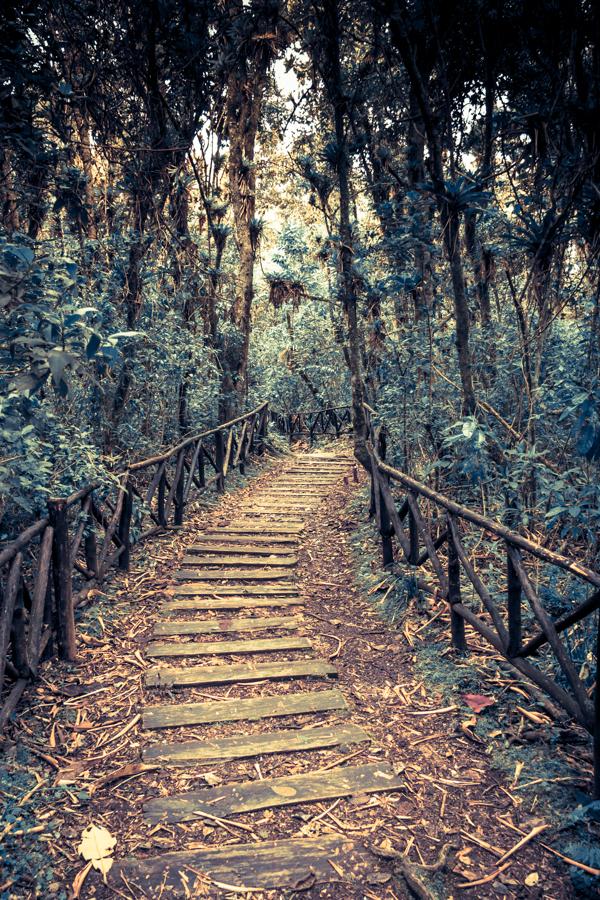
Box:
[272, 406, 352, 443]
[361, 404, 600, 797]
[0, 402, 269, 729]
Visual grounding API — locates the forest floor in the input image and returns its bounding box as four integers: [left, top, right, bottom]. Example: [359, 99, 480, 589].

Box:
[0, 441, 594, 899]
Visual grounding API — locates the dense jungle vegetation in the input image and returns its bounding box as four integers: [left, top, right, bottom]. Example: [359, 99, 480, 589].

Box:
[1, 0, 600, 561]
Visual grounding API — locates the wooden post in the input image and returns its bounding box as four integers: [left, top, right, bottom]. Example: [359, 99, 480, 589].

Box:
[27, 525, 53, 674]
[84, 500, 98, 578]
[47, 499, 76, 662]
[259, 408, 268, 454]
[117, 478, 133, 570]
[214, 430, 225, 492]
[157, 469, 167, 526]
[407, 495, 420, 565]
[197, 445, 206, 488]
[10, 576, 28, 677]
[447, 517, 467, 654]
[379, 473, 394, 569]
[0, 553, 23, 692]
[507, 543, 522, 657]
[174, 451, 185, 525]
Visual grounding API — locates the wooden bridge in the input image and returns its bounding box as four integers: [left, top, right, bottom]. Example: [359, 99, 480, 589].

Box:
[1, 402, 599, 893]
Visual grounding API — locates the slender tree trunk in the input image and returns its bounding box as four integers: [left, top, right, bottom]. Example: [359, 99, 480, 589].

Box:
[319, 0, 369, 465]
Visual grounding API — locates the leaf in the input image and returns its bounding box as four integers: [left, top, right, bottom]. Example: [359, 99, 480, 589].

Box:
[201, 772, 222, 786]
[525, 872, 539, 886]
[90, 761, 158, 794]
[78, 824, 116, 882]
[72, 860, 93, 898]
[463, 693, 496, 713]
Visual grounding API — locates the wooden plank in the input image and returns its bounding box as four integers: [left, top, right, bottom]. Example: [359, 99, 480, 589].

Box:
[111, 834, 377, 893]
[153, 615, 303, 636]
[211, 523, 304, 534]
[173, 568, 294, 581]
[145, 658, 336, 687]
[193, 531, 298, 553]
[145, 635, 312, 658]
[172, 584, 299, 597]
[185, 543, 297, 555]
[180, 554, 297, 567]
[144, 763, 402, 823]
[162, 597, 301, 613]
[142, 722, 370, 766]
[143, 688, 348, 729]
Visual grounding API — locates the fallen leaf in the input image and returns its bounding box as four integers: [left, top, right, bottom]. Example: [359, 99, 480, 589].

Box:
[90, 762, 158, 794]
[72, 860, 93, 898]
[78, 824, 116, 882]
[463, 693, 496, 714]
[201, 772, 222, 786]
[525, 872, 539, 886]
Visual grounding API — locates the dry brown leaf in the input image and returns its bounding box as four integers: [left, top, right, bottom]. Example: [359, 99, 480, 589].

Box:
[71, 860, 93, 898]
[463, 693, 496, 713]
[90, 761, 158, 793]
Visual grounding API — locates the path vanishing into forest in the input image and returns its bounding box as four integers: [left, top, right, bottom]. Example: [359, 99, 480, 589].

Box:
[110, 451, 405, 894]
[85, 448, 570, 899]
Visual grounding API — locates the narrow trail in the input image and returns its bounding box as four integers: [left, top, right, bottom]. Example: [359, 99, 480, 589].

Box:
[5, 446, 573, 898]
[112, 451, 400, 895]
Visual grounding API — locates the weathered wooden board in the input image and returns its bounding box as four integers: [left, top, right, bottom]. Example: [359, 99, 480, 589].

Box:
[207, 523, 304, 534]
[171, 584, 299, 597]
[174, 567, 294, 581]
[144, 763, 402, 823]
[142, 722, 369, 766]
[143, 688, 348, 729]
[144, 657, 336, 687]
[162, 596, 301, 612]
[180, 554, 297, 567]
[145, 635, 312, 658]
[185, 543, 297, 555]
[153, 615, 303, 636]
[111, 834, 377, 893]
[194, 533, 299, 545]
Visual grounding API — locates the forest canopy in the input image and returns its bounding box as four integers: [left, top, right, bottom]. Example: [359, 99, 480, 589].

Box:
[1, 0, 600, 562]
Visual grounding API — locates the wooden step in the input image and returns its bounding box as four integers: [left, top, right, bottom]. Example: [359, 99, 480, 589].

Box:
[145, 658, 336, 688]
[192, 532, 298, 553]
[164, 596, 300, 611]
[143, 688, 348, 729]
[144, 763, 402, 823]
[142, 722, 369, 766]
[180, 554, 297, 567]
[218, 517, 305, 525]
[153, 615, 303, 636]
[173, 568, 293, 581]
[173, 584, 298, 597]
[208, 524, 304, 534]
[145, 635, 312, 659]
[185, 543, 297, 555]
[111, 834, 377, 893]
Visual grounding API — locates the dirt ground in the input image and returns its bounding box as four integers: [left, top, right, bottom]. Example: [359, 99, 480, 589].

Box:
[0, 445, 596, 899]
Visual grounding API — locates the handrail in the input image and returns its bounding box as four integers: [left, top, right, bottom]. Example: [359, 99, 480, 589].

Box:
[372, 448, 600, 589]
[362, 408, 600, 797]
[129, 401, 269, 472]
[0, 401, 270, 730]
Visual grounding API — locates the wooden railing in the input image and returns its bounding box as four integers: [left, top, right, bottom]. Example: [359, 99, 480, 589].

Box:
[0, 402, 269, 729]
[272, 406, 352, 443]
[362, 404, 600, 797]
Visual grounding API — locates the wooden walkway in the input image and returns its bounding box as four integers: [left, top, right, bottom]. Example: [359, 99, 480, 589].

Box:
[112, 453, 400, 894]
